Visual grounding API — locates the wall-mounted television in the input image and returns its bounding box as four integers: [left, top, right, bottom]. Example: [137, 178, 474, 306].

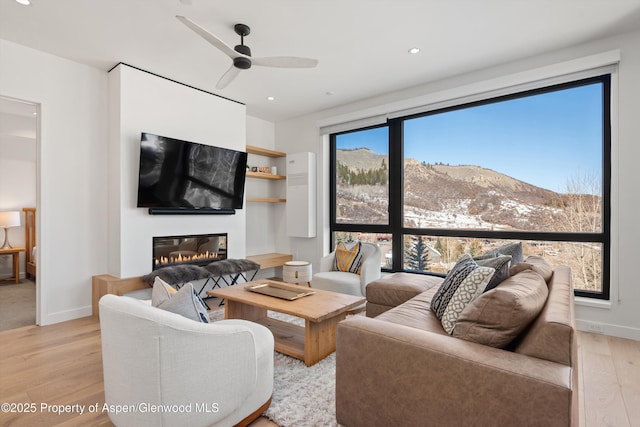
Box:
[136, 132, 247, 213]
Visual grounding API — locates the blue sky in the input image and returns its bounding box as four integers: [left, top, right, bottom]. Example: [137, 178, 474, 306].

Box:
[336, 83, 604, 194]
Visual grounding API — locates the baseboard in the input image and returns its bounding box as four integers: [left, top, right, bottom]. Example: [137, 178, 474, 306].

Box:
[40, 305, 93, 326]
[576, 319, 640, 341]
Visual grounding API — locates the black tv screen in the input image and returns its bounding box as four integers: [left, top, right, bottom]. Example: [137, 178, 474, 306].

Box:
[137, 132, 247, 210]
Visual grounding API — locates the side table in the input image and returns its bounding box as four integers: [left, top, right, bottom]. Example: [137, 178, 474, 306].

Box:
[283, 260, 312, 287]
[0, 247, 26, 284]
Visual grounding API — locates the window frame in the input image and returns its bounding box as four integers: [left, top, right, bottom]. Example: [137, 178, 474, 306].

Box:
[330, 74, 611, 300]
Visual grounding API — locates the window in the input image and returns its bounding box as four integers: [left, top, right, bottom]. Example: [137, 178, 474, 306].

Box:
[331, 75, 611, 299]
[334, 126, 389, 225]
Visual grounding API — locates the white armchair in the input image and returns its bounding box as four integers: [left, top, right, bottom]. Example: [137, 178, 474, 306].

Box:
[312, 242, 382, 297]
[99, 294, 274, 427]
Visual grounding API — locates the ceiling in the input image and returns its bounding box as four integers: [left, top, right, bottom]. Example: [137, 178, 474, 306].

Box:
[1, 0, 640, 122]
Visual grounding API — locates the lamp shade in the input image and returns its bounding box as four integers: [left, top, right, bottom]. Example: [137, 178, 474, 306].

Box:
[0, 211, 20, 228]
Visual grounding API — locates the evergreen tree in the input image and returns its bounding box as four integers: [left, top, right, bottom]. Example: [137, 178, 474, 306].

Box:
[406, 235, 430, 271]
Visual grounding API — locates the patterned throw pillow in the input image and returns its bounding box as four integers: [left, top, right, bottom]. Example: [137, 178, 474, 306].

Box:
[431, 254, 496, 334]
[333, 242, 364, 274]
[440, 266, 495, 333]
[431, 254, 477, 319]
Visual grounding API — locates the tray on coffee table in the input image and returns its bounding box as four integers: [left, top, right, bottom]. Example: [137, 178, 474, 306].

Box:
[246, 281, 315, 300]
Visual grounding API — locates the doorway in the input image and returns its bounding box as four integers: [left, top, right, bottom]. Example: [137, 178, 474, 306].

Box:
[0, 96, 38, 331]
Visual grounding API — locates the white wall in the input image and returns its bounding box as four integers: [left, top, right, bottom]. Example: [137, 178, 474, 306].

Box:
[108, 64, 247, 278]
[245, 115, 288, 279]
[0, 39, 109, 325]
[275, 28, 640, 340]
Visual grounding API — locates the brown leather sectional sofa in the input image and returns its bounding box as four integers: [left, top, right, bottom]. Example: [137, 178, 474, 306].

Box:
[336, 262, 577, 427]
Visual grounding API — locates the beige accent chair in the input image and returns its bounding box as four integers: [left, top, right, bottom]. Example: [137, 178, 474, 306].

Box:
[312, 242, 382, 297]
[99, 294, 274, 427]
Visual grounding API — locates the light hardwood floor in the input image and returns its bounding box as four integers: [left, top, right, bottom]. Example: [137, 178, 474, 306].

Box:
[0, 316, 638, 426]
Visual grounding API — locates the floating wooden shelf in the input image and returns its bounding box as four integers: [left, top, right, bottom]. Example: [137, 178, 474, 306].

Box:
[247, 197, 287, 203]
[246, 146, 286, 204]
[246, 252, 293, 269]
[246, 171, 286, 180]
[246, 145, 286, 158]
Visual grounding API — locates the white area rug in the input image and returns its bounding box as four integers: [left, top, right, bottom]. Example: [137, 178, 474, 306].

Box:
[266, 351, 338, 427]
[209, 309, 339, 427]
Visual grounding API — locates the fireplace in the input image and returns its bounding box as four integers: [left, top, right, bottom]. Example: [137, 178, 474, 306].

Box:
[152, 233, 227, 270]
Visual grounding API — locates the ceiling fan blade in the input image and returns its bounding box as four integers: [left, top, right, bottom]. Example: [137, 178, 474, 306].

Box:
[216, 66, 241, 89]
[252, 56, 319, 68]
[176, 15, 242, 60]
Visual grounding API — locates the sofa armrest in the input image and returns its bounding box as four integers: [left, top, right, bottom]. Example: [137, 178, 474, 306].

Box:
[336, 316, 575, 427]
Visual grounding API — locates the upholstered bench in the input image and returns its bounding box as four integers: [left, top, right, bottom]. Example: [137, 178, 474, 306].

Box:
[366, 272, 444, 317]
[204, 259, 260, 286]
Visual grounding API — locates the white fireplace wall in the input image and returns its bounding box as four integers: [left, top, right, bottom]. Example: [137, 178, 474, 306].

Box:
[108, 64, 247, 278]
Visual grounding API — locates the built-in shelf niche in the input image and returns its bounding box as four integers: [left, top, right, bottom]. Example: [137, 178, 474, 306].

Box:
[246, 145, 286, 203]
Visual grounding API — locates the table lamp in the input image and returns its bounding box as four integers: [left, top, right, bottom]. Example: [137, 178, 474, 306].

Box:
[0, 211, 20, 249]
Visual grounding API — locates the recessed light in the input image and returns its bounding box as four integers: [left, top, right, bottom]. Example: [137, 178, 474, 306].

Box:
[408, 47, 420, 54]
[15, 0, 31, 5]
[325, 91, 335, 96]
[266, 96, 275, 101]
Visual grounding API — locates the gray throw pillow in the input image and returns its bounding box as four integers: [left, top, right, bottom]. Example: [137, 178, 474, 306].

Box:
[476, 255, 512, 291]
[152, 281, 209, 323]
[484, 242, 524, 264]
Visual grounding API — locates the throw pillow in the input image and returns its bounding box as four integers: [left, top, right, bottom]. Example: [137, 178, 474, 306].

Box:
[483, 241, 524, 264]
[431, 254, 496, 328]
[452, 268, 549, 348]
[152, 281, 209, 323]
[333, 242, 364, 274]
[151, 276, 177, 306]
[440, 265, 495, 334]
[475, 255, 512, 292]
[509, 256, 553, 283]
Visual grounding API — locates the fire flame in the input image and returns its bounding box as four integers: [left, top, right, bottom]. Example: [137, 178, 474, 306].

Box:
[155, 251, 218, 266]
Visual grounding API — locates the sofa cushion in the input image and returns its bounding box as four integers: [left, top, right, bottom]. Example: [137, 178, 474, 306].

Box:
[333, 241, 363, 274]
[366, 273, 443, 309]
[475, 255, 512, 291]
[452, 269, 549, 348]
[510, 256, 553, 283]
[376, 288, 448, 335]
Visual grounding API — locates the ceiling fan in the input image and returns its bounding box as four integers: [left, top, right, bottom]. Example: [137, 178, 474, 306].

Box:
[176, 15, 319, 90]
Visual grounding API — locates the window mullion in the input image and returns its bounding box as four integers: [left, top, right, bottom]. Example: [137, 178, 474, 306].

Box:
[388, 119, 404, 272]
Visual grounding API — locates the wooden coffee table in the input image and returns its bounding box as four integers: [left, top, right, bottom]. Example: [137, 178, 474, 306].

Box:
[208, 280, 365, 366]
